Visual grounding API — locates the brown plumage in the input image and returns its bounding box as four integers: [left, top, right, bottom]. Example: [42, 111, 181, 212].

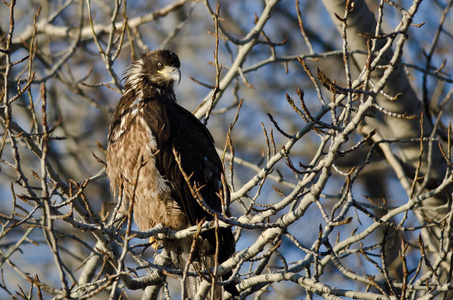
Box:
[107, 49, 237, 297]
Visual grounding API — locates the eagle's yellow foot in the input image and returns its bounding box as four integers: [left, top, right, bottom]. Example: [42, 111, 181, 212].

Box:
[149, 236, 164, 250]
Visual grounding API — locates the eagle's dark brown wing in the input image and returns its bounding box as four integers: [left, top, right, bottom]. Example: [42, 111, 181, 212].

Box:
[141, 98, 235, 265]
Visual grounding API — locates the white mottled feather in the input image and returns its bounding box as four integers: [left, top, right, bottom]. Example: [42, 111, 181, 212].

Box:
[124, 58, 144, 89]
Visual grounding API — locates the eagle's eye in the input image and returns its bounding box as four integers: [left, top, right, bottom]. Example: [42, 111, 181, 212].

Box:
[157, 62, 164, 69]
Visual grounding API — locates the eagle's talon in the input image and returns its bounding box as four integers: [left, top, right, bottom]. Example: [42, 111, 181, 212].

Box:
[149, 236, 164, 250]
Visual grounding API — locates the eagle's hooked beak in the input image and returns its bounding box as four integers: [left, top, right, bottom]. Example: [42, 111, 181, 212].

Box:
[159, 66, 181, 86]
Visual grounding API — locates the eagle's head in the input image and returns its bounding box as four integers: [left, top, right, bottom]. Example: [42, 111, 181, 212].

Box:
[124, 49, 181, 99]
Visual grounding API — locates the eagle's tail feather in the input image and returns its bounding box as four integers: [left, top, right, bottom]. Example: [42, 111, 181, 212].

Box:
[168, 237, 223, 299]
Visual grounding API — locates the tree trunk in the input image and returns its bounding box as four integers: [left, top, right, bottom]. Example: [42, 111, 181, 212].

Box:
[321, 0, 451, 270]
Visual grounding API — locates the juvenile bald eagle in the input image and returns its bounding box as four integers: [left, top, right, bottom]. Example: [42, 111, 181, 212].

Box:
[107, 49, 237, 297]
